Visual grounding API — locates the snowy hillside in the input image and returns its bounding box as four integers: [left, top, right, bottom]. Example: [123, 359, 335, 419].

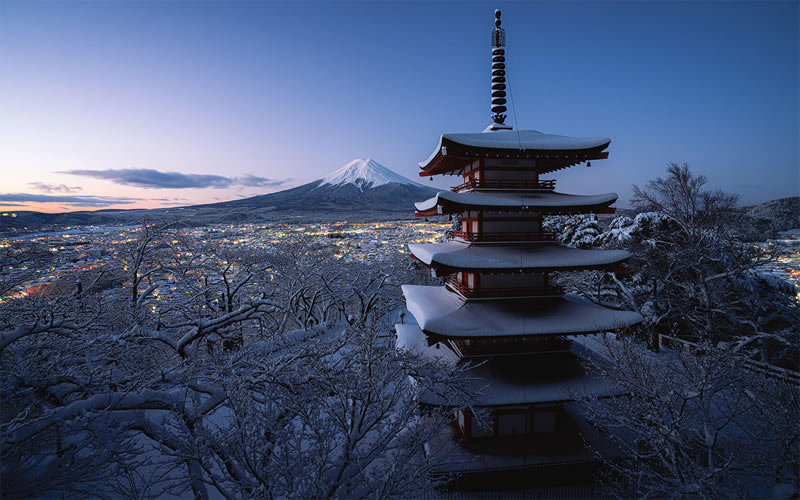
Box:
[319, 158, 425, 191]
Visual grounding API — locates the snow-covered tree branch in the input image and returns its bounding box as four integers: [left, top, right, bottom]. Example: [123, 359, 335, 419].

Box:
[1, 227, 474, 498]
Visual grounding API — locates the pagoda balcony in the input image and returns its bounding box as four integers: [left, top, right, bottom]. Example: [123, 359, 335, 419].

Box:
[448, 230, 558, 243]
[451, 336, 573, 358]
[445, 275, 563, 299]
[451, 179, 556, 193]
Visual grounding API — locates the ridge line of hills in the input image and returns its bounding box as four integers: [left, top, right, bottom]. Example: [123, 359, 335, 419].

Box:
[1, 158, 797, 235]
[1, 159, 438, 230]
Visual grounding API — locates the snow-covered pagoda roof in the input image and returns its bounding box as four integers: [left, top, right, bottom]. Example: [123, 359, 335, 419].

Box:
[408, 242, 630, 273]
[419, 130, 611, 176]
[396, 324, 622, 406]
[395, 323, 459, 366]
[402, 285, 643, 339]
[415, 190, 617, 216]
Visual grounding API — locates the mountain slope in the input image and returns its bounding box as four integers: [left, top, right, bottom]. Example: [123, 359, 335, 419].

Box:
[204, 158, 438, 212]
[735, 196, 800, 240]
[743, 196, 799, 230]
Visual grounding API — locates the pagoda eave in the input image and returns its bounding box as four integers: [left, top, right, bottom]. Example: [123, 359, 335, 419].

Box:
[396, 324, 625, 407]
[419, 132, 611, 177]
[420, 150, 609, 177]
[414, 190, 618, 217]
[418, 328, 594, 345]
[408, 242, 632, 272]
[415, 205, 616, 217]
[402, 285, 644, 339]
[424, 261, 627, 277]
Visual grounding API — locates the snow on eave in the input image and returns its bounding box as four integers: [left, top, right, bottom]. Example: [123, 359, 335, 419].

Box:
[395, 323, 459, 366]
[442, 130, 611, 151]
[407, 242, 631, 270]
[404, 330, 625, 407]
[414, 190, 618, 212]
[402, 285, 643, 338]
[418, 136, 445, 170]
[454, 347, 623, 406]
[418, 130, 610, 170]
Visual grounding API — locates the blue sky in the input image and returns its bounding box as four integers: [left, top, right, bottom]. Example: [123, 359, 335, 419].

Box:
[0, 1, 797, 212]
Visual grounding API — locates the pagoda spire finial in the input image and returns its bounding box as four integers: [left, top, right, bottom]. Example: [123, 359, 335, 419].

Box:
[487, 9, 512, 132]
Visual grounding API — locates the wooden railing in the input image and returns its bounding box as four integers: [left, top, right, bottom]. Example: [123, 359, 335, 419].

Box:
[445, 275, 563, 299]
[448, 230, 558, 242]
[451, 178, 556, 192]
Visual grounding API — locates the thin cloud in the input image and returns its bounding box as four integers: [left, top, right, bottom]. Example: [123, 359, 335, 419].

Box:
[60, 168, 290, 190]
[0, 193, 144, 208]
[237, 174, 289, 188]
[28, 182, 82, 194]
[60, 168, 233, 189]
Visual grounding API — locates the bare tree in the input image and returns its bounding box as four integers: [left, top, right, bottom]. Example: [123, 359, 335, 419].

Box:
[576, 333, 800, 499]
[0, 241, 54, 298]
[1, 233, 473, 498]
[601, 164, 797, 354]
[631, 162, 739, 236]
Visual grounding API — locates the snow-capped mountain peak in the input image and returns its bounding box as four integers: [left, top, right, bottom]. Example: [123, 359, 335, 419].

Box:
[318, 158, 423, 191]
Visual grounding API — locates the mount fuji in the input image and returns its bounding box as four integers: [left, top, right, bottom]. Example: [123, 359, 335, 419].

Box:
[319, 158, 423, 191]
[205, 158, 438, 212]
[0, 159, 439, 230]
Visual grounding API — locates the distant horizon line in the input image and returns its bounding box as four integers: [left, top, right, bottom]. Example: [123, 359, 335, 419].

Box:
[4, 193, 798, 217]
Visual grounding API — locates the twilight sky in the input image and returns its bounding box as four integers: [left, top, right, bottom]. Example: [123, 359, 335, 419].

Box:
[1, 1, 797, 213]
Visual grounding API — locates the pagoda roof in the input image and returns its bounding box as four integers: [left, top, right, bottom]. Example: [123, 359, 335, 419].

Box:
[408, 241, 630, 272]
[395, 323, 460, 366]
[395, 324, 622, 406]
[419, 130, 611, 176]
[415, 190, 617, 216]
[402, 285, 643, 339]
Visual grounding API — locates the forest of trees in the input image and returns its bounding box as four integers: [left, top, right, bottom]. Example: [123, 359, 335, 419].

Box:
[0, 228, 478, 498]
[554, 164, 799, 497]
[1, 164, 798, 498]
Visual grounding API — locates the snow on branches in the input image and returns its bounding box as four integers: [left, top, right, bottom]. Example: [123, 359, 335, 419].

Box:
[0, 224, 473, 498]
[574, 333, 800, 498]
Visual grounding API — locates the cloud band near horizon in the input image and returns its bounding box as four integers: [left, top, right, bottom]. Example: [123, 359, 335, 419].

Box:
[27, 182, 82, 194]
[0, 193, 144, 207]
[59, 168, 288, 189]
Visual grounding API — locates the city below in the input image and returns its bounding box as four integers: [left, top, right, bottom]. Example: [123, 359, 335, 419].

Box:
[0, 219, 450, 303]
[2, 219, 797, 305]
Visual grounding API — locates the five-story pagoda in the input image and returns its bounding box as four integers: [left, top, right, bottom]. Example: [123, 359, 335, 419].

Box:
[397, 9, 643, 488]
